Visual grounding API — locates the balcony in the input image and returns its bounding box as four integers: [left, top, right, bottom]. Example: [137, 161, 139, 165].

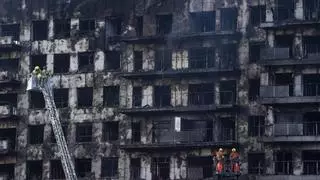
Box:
[262, 122, 320, 142]
[121, 128, 237, 150]
[0, 138, 15, 155]
[0, 36, 21, 51]
[0, 103, 17, 120]
[0, 70, 20, 87]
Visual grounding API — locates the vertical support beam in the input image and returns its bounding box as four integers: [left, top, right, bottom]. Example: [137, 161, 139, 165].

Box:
[295, 0, 304, 20]
[294, 31, 303, 59]
[294, 73, 303, 96]
[265, 145, 275, 175]
[266, 0, 275, 22]
[293, 149, 303, 175]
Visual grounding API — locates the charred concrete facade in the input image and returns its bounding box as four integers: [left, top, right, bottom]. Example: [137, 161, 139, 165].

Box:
[1, 0, 320, 180]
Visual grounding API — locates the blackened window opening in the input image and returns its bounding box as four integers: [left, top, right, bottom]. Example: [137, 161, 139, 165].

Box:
[77, 87, 93, 107]
[181, 120, 213, 142]
[54, 19, 70, 39]
[54, 54, 69, 73]
[303, 74, 320, 96]
[33, 21, 48, 40]
[250, 43, 264, 62]
[28, 125, 44, 144]
[0, 93, 17, 107]
[130, 158, 141, 179]
[250, 6, 266, 26]
[151, 157, 170, 180]
[155, 49, 172, 71]
[0, 164, 14, 179]
[30, 91, 45, 108]
[190, 11, 216, 32]
[188, 84, 214, 105]
[78, 52, 94, 72]
[220, 44, 237, 69]
[76, 123, 92, 142]
[303, 36, 320, 58]
[276, 0, 295, 21]
[132, 122, 141, 143]
[154, 86, 171, 107]
[249, 79, 260, 101]
[101, 158, 118, 178]
[1, 24, 20, 41]
[79, 19, 95, 35]
[275, 151, 293, 175]
[0, 128, 16, 150]
[220, 8, 237, 31]
[187, 157, 213, 179]
[50, 160, 65, 179]
[0, 59, 19, 72]
[220, 81, 236, 105]
[303, 151, 320, 174]
[218, 117, 235, 141]
[53, 88, 68, 108]
[134, 51, 143, 71]
[105, 51, 120, 71]
[303, 112, 320, 136]
[248, 116, 265, 137]
[248, 153, 265, 174]
[156, 14, 172, 35]
[106, 17, 122, 36]
[30, 55, 46, 71]
[51, 124, 68, 143]
[75, 159, 92, 178]
[132, 87, 142, 107]
[136, 16, 143, 36]
[275, 35, 294, 58]
[304, 0, 320, 21]
[189, 48, 215, 69]
[27, 160, 42, 180]
[103, 86, 119, 107]
[103, 122, 119, 141]
[275, 73, 294, 96]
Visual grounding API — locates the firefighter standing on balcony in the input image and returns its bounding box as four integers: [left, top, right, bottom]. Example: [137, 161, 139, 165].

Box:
[230, 148, 240, 174]
[214, 148, 225, 174]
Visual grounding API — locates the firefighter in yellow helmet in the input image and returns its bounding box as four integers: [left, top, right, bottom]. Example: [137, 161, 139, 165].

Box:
[214, 148, 224, 174]
[230, 148, 240, 174]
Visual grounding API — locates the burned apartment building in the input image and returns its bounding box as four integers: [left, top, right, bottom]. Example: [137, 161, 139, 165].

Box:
[2, 0, 320, 179]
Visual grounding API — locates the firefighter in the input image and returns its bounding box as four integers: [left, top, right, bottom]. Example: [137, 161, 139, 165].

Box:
[214, 148, 224, 174]
[230, 148, 240, 174]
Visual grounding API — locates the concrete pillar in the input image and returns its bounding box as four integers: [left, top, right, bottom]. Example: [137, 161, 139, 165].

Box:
[215, 82, 220, 105]
[15, 162, 26, 180]
[43, 159, 50, 179]
[46, 54, 54, 72]
[20, 21, 31, 42]
[94, 50, 105, 71]
[170, 156, 180, 180]
[142, 86, 153, 107]
[265, 106, 275, 137]
[294, 74, 303, 96]
[295, 0, 304, 20]
[118, 151, 130, 180]
[293, 149, 303, 175]
[172, 50, 188, 70]
[260, 72, 269, 86]
[48, 18, 54, 40]
[265, 145, 275, 174]
[92, 156, 101, 179]
[93, 87, 103, 107]
[141, 118, 153, 144]
[267, 30, 275, 47]
[141, 155, 152, 180]
[143, 48, 155, 71]
[266, 0, 275, 22]
[69, 53, 78, 72]
[294, 31, 303, 59]
[215, 9, 221, 31]
[69, 88, 77, 108]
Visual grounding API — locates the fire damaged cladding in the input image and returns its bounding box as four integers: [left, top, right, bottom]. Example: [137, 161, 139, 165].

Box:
[2, 0, 320, 179]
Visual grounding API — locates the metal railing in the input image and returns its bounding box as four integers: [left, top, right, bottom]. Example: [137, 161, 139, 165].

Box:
[272, 122, 320, 136]
[260, 85, 293, 98]
[303, 160, 320, 175]
[303, 43, 320, 60]
[260, 47, 291, 60]
[220, 91, 235, 105]
[303, 83, 320, 96]
[189, 57, 215, 69]
[188, 91, 215, 106]
[274, 161, 293, 175]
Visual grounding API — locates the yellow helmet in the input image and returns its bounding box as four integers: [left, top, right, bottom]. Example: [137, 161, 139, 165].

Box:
[219, 148, 223, 152]
[232, 148, 236, 152]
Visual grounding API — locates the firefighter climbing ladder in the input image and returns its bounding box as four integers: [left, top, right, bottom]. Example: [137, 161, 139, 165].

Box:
[27, 67, 77, 180]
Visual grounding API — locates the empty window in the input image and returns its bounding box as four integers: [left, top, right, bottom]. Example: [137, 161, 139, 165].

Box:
[303, 151, 320, 174]
[50, 160, 65, 179]
[218, 117, 235, 141]
[30, 55, 46, 71]
[0, 129, 16, 150]
[275, 35, 294, 57]
[303, 75, 320, 96]
[103, 122, 119, 141]
[103, 86, 119, 107]
[30, 91, 45, 108]
[78, 52, 94, 72]
[134, 51, 143, 71]
[151, 157, 170, 180]
[106, 17, 122, 36]
[1, 24, 20, 40]
[105, 51, 120, 71]
[132, 87, 142, 107]
[77, 87, 93, 107]
[303, 112, 320, 136]
[0, 164, 14, 179]
[33, 20, 48, 40]
[304, 0, 320, 21]
[154, 86, 171, 107]
[275, 151, 293, 175]
[250, 6, 266, 26]
[54, 19, 70, 39]
[189, 48, 215, 69]
[0, 93, 17, 107]
[75, 159, 92, 178]
[130, 158, 141, 179]
[101, 158, 118, 178]
[79, 19, 95, 35]
[54, 54, 69, 73]
[0, 59, 19, 72]
[51, 124, 68, 143]
[136, 16, 143, 36]
[249, 79, 260, 101]
[28, 125, 44, 144]
[276, 0, 294, 21]
[248, 153, 265, 174]
[27, 160, 42, 180]
[155, 49, 172, 71]
[132, 122, 141, 143]
[220, 44, 237, 69]
[303, 36, 320, 58]
[54, 88, 69, 108]
[190, 11, 216, 32]
[76, 123, 92, 143]
[220, 8, 237, 31]
[274, 73, 294, 96]
[156, 14, 172, 35]
[249, 43, 264, 62]
[187, 157, 213, 179]
[248, 116, 265, 137]
[220, 81, 236, 105]
[188, 84, 215, 105]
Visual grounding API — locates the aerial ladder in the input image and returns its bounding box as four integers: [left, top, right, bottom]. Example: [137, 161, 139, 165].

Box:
[27, 66, 77, 180]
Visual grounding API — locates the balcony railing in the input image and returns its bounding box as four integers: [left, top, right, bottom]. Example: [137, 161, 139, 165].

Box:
[188, 91, 215, 106]
[220, 91, 236, 105]
[0, 102, 17, 118]
[303, 83, 320, 96]
[260, 85, 293, 98]
[260, 47, 290, 60]
[274, 161, 293, 175]
[272, 122, 320, 136]
[303, 160, 320, 175]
